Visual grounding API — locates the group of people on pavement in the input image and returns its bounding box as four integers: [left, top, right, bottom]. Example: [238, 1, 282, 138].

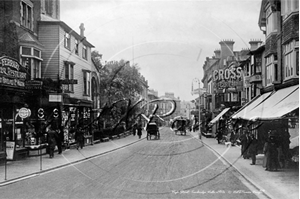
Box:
[46, 125, 85, 158]
[239, 128, 291, 171]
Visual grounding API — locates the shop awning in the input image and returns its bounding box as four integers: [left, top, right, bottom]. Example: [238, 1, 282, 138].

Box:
[231, 91, 273, 119]
[209, 108, 230, 124]
[234, 85, 299, 120]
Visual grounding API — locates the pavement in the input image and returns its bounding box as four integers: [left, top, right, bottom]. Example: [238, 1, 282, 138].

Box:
[0, 128, 298, 199]
[190, 131, 299, 199]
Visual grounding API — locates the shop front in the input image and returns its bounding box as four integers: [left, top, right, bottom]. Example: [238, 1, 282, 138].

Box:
[0, 56, 29, 159]
[60, 95, 93, 147]
[208, 107, 231, 137]
[231, 85, 299, 167]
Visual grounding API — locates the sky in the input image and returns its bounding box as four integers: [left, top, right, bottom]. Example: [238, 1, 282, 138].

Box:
[60, 0, 265, 101]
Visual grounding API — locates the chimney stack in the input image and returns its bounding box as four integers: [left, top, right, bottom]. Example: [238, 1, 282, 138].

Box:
[219, 39, 235, 66]
[79, 23, 85, 37]
[219, 39, 235, 58]
[214, 49, 221, 59]
[249, 39, 262, 51]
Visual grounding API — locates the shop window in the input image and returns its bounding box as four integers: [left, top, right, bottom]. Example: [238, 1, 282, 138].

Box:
[83, 70, 90, 96]
[20, 46, 42, 80]
[283, 40, 299, 81]
[82, 45, 87, 60]
[21, 1, 33, 30]
[64, 32, 71, 50]
[64, 62, 74, 92]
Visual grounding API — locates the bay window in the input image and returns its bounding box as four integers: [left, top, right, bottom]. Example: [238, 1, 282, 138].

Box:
[20, 46, 42, 80]
[283, 40, 299, 80]
[265, 5, 278, 36]
[266, 55, 278, 86]
[281, 0, 299, 19]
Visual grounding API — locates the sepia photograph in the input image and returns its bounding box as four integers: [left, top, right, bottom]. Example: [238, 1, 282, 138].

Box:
[0, 0, 299, 198]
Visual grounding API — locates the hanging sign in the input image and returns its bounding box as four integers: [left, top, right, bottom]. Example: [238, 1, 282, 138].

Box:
[18, 107, 31, 119]
[6, 141, 15, 160]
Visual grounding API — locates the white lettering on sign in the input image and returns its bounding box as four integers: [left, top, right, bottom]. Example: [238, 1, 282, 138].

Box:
[0, 58, 19, 70]
[213, 67, 242, 82]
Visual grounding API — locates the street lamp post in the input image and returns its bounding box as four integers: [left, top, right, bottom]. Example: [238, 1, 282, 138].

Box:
[192, 78, 201, 139]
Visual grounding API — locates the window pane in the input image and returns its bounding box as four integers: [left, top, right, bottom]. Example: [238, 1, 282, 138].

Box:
[34, 49, 40, 57]
[70, 65, 74, 79]
[22, 47, 31, 55]
[65, 63, 69, 79]
[28, 6, 32, 29]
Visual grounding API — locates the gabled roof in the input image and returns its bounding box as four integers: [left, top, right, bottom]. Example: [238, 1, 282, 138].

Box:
[39, 15, 95, 48]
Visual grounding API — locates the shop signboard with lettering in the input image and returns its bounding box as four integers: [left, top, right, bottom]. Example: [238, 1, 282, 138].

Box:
[49, 94, 62, 102]
[213, 66, 243, 92]
[0, 56, 27, 88]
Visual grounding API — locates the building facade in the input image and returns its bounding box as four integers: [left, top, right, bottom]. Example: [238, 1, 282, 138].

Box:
[230, 0, 299, 160]
[0, 0, 100, 157]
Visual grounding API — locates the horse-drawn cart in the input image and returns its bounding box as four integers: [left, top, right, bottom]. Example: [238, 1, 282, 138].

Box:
[146, 123, 160, 140]
[171, 116, 190, 136]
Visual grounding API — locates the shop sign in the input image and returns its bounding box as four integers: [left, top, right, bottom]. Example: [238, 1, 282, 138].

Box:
[0, 56, 27, 88]
[49, 94, 62, 102]
[18, 107, 31, 119]
[6, 141, 15, 160]
[213, 67, 243, 90]
[26, 80, 43, 89]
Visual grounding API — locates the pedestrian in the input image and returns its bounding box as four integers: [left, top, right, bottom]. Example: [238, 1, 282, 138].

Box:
[216, 129, 223, 144]
[137, 122, 142, 139]
[266, 135, 280, 171]
[280, 129, 291, 168]
[47, 127, 56, 158]
[55, 129, 63, 154]
[240, 129, 249, 159]
[75, 127, 84, 149]
[132, 123, 137, 136]
[248, 134, 258, 165]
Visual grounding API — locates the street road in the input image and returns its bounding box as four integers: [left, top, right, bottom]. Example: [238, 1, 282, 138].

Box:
[0, 127, 263, 199]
